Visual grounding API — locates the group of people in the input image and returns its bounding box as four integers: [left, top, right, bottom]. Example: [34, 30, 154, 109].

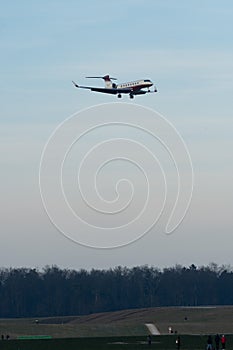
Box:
[175, 334, 226, 350]
[146, 333, 227, 349]
[207, 334, 226, 350]
[1, 335, 10, 340]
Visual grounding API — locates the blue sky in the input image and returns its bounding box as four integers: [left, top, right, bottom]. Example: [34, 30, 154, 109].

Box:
[1, 1, 233, 269]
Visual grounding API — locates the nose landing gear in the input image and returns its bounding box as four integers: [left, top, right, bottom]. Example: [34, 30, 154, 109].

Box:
[117, 94, 122, 98]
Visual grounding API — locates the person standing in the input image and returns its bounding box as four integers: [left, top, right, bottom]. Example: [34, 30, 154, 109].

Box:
[176, 336, 181, 350]
[221, 335, 226, 350]
[207, 335, 213, 350]
[215, 334, 220, 350]
[147, 335, 152, 346]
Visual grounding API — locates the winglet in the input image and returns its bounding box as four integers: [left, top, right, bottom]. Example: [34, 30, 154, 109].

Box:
[72, 81, 79, 88]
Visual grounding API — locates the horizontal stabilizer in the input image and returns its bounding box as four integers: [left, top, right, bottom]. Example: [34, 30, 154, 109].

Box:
[86, 75, 117, 81]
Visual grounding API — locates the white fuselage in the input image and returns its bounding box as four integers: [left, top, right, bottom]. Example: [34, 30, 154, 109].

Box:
[117, 79, 153, 90]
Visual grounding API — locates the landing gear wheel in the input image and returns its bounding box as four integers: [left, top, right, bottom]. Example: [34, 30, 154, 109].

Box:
[129, 94, 134, 99]
[117, 94, 122, 98]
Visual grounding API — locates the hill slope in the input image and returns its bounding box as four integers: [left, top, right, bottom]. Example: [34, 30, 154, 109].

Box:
[1, 306, 233, 338]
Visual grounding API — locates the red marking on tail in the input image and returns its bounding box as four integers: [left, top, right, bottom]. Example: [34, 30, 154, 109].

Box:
[102, 75, 111, 81]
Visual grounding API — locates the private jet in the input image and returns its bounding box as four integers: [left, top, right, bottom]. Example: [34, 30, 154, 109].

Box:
[72, 75, 157, 99]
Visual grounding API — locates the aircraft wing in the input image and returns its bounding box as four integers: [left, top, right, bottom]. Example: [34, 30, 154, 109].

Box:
[90, 87, 134, 95]
[72, 81, 134, 95]
[90, 87, 118, 95]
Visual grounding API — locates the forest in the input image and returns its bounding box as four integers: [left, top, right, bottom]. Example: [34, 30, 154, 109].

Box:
[0, 263, 233, 317]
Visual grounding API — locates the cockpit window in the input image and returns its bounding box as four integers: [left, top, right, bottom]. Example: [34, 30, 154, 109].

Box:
[144, 79, 151, 82]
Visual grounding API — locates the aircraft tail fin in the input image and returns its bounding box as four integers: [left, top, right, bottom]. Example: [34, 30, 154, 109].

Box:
[102, 75, 114, 88]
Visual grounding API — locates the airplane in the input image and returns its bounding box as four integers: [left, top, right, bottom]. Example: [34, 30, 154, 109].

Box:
[72, 75, 157, 99]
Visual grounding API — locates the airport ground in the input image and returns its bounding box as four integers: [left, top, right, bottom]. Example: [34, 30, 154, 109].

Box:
[0, 306, 232, 349]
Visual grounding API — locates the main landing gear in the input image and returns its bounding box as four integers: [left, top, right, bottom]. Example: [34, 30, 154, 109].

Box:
[117, 93, 134, 99]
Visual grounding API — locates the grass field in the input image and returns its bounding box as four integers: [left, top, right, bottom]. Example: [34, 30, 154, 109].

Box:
[0, 306, 233, 339]
[0, 335, 231, 350]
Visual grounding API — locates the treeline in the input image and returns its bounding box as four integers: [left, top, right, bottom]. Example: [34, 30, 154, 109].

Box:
[0, 264, 233, 317]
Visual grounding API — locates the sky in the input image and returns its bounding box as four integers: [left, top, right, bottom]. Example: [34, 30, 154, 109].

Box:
[1, 0, 233, 270]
